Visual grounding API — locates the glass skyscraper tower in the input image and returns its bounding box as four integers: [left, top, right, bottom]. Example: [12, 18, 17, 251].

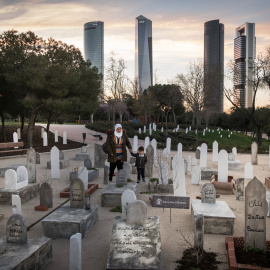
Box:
[135, 15, 153, 93]
[234, 23, 256, 108]
[84, 21, 104, 98]
[204, 19, 224, 113]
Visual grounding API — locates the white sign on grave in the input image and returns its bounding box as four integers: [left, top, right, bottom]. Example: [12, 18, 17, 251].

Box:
[78, 166, 88, 190]
[51, 146, 60, 179]
[212, 140, 218, 162]
[200, 143, 208, 168]
[121, 190, 137, 219]
[132, 135, 138, 152]
[218, 150, 228, 182]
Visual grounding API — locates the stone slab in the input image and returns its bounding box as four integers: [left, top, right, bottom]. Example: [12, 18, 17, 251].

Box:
[0, 183, 40, 205]
[101, 183, 137, 207]
[267, 191, 270, 218]
[75, 152, 90, 161]
[201, 167, 218, 180]
[88, 169, 99, 182]
[106, 216, 162, 270]
[228, 160, 241, 171]
[191, 199, 235, 235]
[0, 237, 52, 270]
[0, 164, 26, 177]
[47, 159, 70, 169]
[42, 204, 98, 239]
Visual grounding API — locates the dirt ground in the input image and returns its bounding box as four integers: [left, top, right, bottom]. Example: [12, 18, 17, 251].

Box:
[0, 125, 270, 270]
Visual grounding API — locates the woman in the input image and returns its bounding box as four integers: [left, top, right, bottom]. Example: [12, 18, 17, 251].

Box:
[106, 123, 132, 181]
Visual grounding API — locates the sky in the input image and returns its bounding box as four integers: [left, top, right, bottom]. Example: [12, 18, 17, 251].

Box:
[1, 0, 270, 111]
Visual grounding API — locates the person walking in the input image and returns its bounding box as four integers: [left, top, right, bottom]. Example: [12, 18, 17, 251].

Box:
[106, 123, 132, 181]
[130, 146, 148, 183]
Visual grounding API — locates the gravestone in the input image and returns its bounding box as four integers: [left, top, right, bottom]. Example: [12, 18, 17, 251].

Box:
[244, 162, 253, 179]
[36, 152, 40, 164]
[163, 148, 168, 158]
[245, 177, 266, 251]
[127, 200, 147, 226]
[177, 143, 182, 156]
[251, 142, 258, 165]
[185, 127, 188, 133]
[144, 136, 150, 150]
[59, 150, 64, 160]
[81, 146, 87, 153]
[27, 147, 36, 183]
[78, 166, 88, 190]
[116, 169, 127, 186]
[70, 233, 82, 270]
[143, 126, 146, 133]
[123, 162, 131, 179]
[149, 129, 152, 136]
[104, 165, 109, 184]
[84, 158, 92, 169]
[187, 156, 191, 172]
[13, 132, 18, 145]
[151, 138, 157, 157]
[191, 166, 201, 185]
[218, 150, 228, 182]
[121, 189, 137, 219]
[228, 153, 235, 161]
[41, 127, 44, 138]
[138, 128, 141, 134]
[161, 127, 164, 132]
[94, 144, 107, 168]
[191, 157, 197, 166]
[145, 145, 154, 178]
[212, 141, 218, 162]
[40, 182, 53, 208]
[6, 214, 27, 244]
[172, 155, 186, 196]
[201, 183, 216, 204]
[232, 147, 237, 155]
[51, 146, 60, 179]
[132, 135, 138, 152]
[16, 166, 28, 189]
[70, 178, 85, 208]
[5, 169, 17, 189]
[236, 178, 244, 201]
[12, 194, 22, 215]
[159, 161, 168, 184]
[43, 132, 48, 146]
[194, 214, 204, 250]
[63, 131, 67, 144]
[196, 148, 200, 159]
[200, 143, 207, 167]
[55, 130, 58, 142]
[17, 128, 21, 140]
[166, 137, 171, 154]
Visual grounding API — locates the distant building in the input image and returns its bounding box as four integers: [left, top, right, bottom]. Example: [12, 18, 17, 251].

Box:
[234, 23, 256, 108]
[84, 21, 104, 99]
[204, 19, 224, 113]
[135, 15, 153, 93]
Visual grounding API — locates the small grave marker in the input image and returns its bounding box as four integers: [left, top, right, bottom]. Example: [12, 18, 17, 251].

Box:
[201, 183, 216, 204]
[6, 214, 27, 244]
[116, 169, 127, 186]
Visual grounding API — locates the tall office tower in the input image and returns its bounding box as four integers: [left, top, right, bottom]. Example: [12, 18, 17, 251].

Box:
[135, 15, 153, 94]
[204, 19, 224, 113]
[234, 23, 256, 108]
[84, 21, 104, 99]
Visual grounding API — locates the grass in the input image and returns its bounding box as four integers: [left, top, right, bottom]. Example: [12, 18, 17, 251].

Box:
[110, 205, 122, 212]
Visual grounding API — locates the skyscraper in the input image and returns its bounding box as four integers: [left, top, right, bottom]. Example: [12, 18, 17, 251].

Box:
[135, 15, 153, 93]
[234, 23, 256, 108]
[84, 21, 104, 98]
[204, 19, 224, 113]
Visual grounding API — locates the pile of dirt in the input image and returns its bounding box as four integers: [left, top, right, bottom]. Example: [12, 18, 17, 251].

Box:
[0, 125, 84, 157]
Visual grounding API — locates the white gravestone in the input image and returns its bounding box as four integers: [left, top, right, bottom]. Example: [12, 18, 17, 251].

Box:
[121, 190, 137, 219]
[41, 127, 44, 138]
[5, 169, 17, 190]
[70, 233, 82, 270]
[151, 138, 157, 157]
[132, 135, 138, 152]
[17, 128, 21, 140]
[159, 161, 168, 184]
[13, 132, 18, 148]
[200, 143, 208, 168]
[144, 136, 150, 150]
[27, 147, 36, 183]
[55, 130, 58, 142]
[123, 162, 131, 179]
[12, 194, 22, 215]
[244, 162, 253, 179]
[127, 200, 148, 226]
[191, 157, 197, 166]
[251, 142, 258, 165]
[161, 127, 164, 133]
[138, 128, 141, 134]
[143, 126, 146, 133]
[63, 131, 67, 144]
[51, 146, 60, 179]
[185, 128, 188, 133]
[172, 155, 186, 196]
[166, 137, 171, 154]
[212, 140, 218, 162]
[232, 147, 237, 156]
[191, 166, 201, 185]
[149, 129, 152, 136]
[218, 150, 228, 182]
[43, 131, 48, 146]
[78, 166, 88, 190]
[177, 143, 182, 156]
[163, 148, 168, 158]
[16, 166, 28, 189]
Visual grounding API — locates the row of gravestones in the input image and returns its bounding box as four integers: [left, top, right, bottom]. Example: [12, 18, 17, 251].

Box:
[40, 127, 67, 146]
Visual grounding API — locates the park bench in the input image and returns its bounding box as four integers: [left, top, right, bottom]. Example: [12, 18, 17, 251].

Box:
[0, 142, 28, 154]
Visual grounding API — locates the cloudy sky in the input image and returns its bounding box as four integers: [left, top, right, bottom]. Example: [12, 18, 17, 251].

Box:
[1, 0, 270, 110]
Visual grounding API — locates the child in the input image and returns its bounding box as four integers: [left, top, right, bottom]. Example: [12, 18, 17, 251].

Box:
[130, 146, 148, 183]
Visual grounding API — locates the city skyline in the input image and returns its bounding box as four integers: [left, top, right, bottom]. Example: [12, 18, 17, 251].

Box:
[0, 0, 270, 110]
